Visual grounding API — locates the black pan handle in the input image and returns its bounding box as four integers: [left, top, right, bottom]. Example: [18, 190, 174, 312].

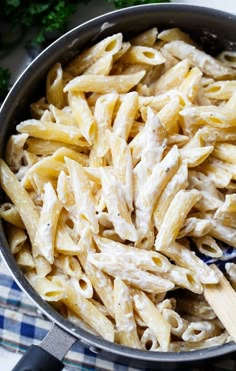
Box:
[11, 345, 64, 371]
[11, 324, 77, 371]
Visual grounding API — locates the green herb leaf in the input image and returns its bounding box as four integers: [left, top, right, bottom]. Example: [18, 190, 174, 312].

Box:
[107, 0, 169, 7]
[0, 67, 11, 101]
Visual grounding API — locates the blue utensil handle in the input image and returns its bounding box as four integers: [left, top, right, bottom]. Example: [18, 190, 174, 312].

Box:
[11, 345, 64, 371]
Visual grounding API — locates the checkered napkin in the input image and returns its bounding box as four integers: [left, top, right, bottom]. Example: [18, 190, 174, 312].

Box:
[0, 257, 140, 371]
[1, 256, 236, 371]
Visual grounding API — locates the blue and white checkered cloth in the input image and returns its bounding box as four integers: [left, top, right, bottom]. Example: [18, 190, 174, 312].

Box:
[1, 256, 236, 371]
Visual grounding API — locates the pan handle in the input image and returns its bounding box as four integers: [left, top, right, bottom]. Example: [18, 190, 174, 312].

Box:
[11, 344, 64, 371]
[11, 324, 77, 371]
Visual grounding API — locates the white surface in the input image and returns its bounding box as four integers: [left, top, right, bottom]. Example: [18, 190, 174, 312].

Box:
[173, 0, 236, 13]
[1, 0, 236, 369]
[0, 348, 22, 371]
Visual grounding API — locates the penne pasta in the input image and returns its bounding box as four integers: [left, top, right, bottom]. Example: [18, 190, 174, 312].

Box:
[114, 278, 141, 348]
[64, 71, 146, 94]
[1, 27, 235, 353]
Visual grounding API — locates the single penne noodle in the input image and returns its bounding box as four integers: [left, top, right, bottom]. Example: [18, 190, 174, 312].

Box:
[198, 158, 232, 188]
[25, 147, 88, 183]
[198, 125, 236, 143]
[132, 289, 171, 351]
[88, 148, 106, 168]
[15, 243, 35, 269]
[155, 189, 201, 251]
[49, 104, 77, 126]
[217, 50, 236, 68]
[64, 71, 146, 94]
[6, 225, 27, 254]
[57, 171, 75, 209]
[170, 331, 229, 352]
[156, 298, 176, 313]
[25, 138, 88, 157]
[135, 145, 180, 246]
[188, 170, 224, 211]
[207, 218, 236, 248]
[203, 80, 236, 100]
[5, 133, 28, 172]
[92, 93, 119, 158]
[162, 265, 203, 294]
[162, 309, 187, 337]
[164, 40, 236, 79]
[49, 105, 77, 126]
[181, 105, 236, 133]
[94, 235, 171, 273]
[112, 91, 139, 141]
[157, 96, 180, 133]
[159, 46, 179, 71]
[167, 133, 189, 147]
[140, 328, 159, 351]
[158, 242, 219, 284]
[31, 276, 65, 302]
[90, 298, 111, 317]
[121, 45, 165, 65]
[178, 66, 202, 102]
[113, 41, 131, 62]
[94, 92, 119, 128]
[55, 224, 81, 255]
[30, 97, 49, 119]
[0, 160, 39, 248]
[130, 107, 166, 169]
[66, 33, 123, 76]
[71, 275, 93, 299]
[34, 182, 62, 264]
[46, 63, 65, 109]
[100, 168, 137, 242]
[34, 255, 52, 277]
[68, 91, 97, 144]
[101, 228, 124, 243]
[114, 278, 141, 348]
[177, 217, 212, 239]
[213, 143, 236, 164]
[65, 158, 99, 234]
[54, 255, 82, 278]
[131, 27, 158, 46]
[157, 27, 195, 45]
[83, 54, 113, 75]
[214, 194, 236, 228]
[182, 320, 217, 342]
[151, 59, 190, 94]
[108, 131, 133, 211]
[137, 89, 190, 112]
[153, 162, 188, 230]
[67, 309, 98, 336]
[0, 203, 24, 228]
[192, 235, 223, 258]
[17, 119, 86, 147]
[88, 252, 174, 293]
[129, 120, 145, 139]
[78, 228, 114, 318]
[180, 146, 214, 167]
[63, 286, 115, 342]
[40, 109, 53, 123]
